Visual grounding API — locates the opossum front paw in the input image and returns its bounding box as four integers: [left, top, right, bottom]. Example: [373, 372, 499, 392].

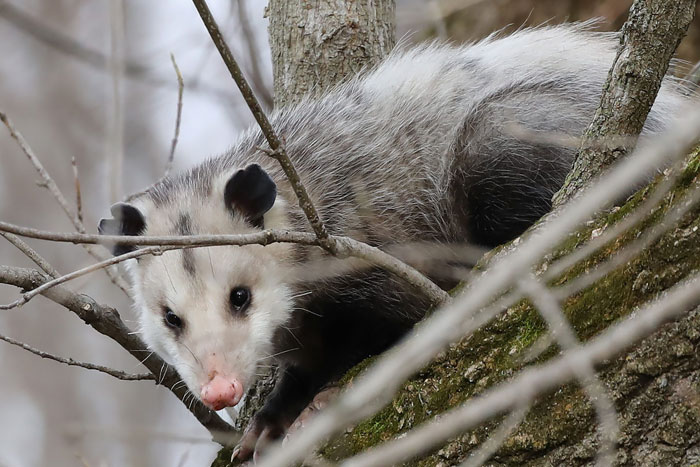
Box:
[284, 385, 340, 441]
[232, 413, 291, 463]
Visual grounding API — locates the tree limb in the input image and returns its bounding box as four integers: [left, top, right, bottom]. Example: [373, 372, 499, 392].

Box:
[552, 0, 696, 206]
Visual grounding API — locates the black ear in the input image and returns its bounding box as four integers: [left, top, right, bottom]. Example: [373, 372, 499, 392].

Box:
[98, 202, 146, 256]
[224, 164, 277, 228]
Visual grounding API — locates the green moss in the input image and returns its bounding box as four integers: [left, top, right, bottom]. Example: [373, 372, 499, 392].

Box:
[321, 150, 700, 464]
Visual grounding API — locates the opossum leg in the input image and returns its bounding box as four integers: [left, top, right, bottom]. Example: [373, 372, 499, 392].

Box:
[233, 366, 331, 461]
[285, 384, 340, 439]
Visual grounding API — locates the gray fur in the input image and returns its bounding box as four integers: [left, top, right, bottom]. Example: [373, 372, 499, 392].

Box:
[136, 23, 690, 251]
[110, 24, 694, 450]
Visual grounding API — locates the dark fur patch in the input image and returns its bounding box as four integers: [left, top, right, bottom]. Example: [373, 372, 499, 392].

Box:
[175, 214, 196, 275]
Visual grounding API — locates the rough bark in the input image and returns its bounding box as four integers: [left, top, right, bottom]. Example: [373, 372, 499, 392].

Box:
[552, 0, 696, 207]
[266, 0, 395, 107]
[321, 150, 700, 466]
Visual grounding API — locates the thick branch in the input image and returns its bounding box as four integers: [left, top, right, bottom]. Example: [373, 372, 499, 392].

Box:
[552, 0, 696, 206]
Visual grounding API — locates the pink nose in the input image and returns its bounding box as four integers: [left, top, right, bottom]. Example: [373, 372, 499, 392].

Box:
[200, 375, 244, 411]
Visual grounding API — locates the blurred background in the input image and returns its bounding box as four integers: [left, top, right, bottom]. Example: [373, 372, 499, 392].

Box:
[0, 1, 698, 466]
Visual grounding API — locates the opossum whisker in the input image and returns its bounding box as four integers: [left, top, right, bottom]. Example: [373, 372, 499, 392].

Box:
[282, 326, 304, 348]
[158, 363, 167, 385]
[256, 347, 300, 362]
[182, 342, 203, 368]
[293, 306, 321, 317]
[289, 290, 312, 300]
[171, 379, 187, 391]
[135, 351, 154, 368]
[160, 257, 177, 293]
[207, 248, 216, 280]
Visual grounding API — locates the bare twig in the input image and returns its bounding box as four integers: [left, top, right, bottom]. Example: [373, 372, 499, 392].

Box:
[191, 0, 337, 255]
[0, 246, 165, 310]
[339, 273, 700, 467]
[165, 53, 184, 177]
[0, 110, 130, 294]
[0, 232, 60, 278]
[0, 333, 155, 381]
[0, 223, 449, 306]
[1, 111, 81, 228]
[108, 0, 125, 203]
[71, 156, 83, 224]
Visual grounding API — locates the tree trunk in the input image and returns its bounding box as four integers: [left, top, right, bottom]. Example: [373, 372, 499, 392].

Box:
[266, 0, 395, 107]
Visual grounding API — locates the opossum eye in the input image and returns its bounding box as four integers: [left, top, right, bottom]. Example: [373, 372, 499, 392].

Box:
[230, 287, 251, 312]
[163, 307, 183, 329]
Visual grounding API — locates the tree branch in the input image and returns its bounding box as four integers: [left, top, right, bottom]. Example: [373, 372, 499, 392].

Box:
[1, 232, 60, 278]
[0, 223, 449, 306]
[339, 273, 700, 467]
[0, 110, 130, 295]
[165, 53, 184, 178]
[0, 332, 155, 381]
[552, 0, 696, 206]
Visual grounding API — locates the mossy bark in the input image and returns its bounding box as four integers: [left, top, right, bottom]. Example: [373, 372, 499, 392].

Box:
[321, 151, 700, 466]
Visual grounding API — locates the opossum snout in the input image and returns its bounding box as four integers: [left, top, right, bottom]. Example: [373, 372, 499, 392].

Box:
[200, 374, 244, 411]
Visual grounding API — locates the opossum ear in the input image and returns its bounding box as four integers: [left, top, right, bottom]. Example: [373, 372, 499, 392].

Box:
[98, 202, 146, 256]
[224, 164, 277, 228]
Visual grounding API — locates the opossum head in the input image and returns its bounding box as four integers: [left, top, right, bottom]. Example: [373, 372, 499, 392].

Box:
[99, 163, 295, 411]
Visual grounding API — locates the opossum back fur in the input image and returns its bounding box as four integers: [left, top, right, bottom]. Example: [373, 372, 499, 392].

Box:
[143, 23, 688, 250]
[128, 23, 690, 331]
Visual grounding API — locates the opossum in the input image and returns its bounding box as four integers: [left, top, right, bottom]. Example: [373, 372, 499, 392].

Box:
[99, 24, 689, 459]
